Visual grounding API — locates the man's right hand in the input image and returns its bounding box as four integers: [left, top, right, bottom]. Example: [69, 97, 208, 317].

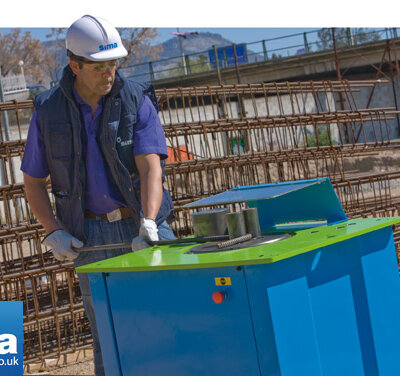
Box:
[131, 218, 159, 252]
[42, 229, 83, 261]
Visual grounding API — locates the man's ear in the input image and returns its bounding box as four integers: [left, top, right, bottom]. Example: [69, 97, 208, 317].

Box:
[69, 60, 80, 75]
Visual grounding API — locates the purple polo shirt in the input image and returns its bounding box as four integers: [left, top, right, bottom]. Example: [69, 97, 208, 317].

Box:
[21, 92, 168, 214]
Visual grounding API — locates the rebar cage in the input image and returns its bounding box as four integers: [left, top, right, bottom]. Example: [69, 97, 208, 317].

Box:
[1, 80, 400, 365]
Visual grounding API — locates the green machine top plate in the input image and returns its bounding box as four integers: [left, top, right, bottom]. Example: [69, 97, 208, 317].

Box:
[76, 217, 400, 273]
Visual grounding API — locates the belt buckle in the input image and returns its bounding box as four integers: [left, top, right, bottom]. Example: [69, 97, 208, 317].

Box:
[106, 208, 122, 222]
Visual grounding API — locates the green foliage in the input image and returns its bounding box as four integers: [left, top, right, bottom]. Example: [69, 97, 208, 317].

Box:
[28, 91, 37, 100]
[28, 88, 42, 100]
[303, 126, 333, 147]
[189, 55, 210, 73]
[171, 60, 186, 77]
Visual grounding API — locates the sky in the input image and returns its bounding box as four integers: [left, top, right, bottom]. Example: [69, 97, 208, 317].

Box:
[0, 27, 321, 46]
[1, 0, 397, 30]
[152, 28, 321, 46]
[0, 0, 397, 60]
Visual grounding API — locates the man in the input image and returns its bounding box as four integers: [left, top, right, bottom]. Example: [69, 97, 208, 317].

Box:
[21, 15, 175, 376]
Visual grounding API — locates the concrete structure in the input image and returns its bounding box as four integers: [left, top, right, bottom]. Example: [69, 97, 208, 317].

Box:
[155, 39, 400, 143]
[4, 91, 30, 101]
[1, 74, 29, 101]
[153, 39, 400, 89]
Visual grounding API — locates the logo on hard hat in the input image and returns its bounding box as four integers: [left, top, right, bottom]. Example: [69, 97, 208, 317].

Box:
[99, 43, 118, 51]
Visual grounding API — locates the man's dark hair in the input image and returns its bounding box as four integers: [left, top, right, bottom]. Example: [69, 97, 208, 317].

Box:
[67, 50, 84, 68]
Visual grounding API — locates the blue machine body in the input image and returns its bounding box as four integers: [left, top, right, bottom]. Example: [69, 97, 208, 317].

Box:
[78, 179, 400, 375]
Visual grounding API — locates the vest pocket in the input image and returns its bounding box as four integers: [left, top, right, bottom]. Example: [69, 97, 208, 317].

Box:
[53, 194, 73, 232]
[48, 124, 73, 159]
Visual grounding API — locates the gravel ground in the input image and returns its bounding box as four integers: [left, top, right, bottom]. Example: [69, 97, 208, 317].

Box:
[47, 359, 94, 375]
[24, 350, 94, 375]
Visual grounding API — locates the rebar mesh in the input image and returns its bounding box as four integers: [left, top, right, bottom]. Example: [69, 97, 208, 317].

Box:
[1, 80, 400, 363]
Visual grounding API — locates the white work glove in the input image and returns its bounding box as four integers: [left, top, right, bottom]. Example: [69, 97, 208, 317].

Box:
[43, 229, 83, 261]
[139, 218, 159, 241]
[131, 218, 159, 252]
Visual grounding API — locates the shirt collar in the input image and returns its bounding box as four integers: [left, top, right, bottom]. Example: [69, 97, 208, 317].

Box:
[72, 86, 103, 107]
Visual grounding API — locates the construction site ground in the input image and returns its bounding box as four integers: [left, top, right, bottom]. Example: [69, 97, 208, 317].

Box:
[24, 349, 94, 375]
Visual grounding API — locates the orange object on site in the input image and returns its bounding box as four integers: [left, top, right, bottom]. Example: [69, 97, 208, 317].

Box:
[166, 145, 194, 163]
[212, 291, 225, 304]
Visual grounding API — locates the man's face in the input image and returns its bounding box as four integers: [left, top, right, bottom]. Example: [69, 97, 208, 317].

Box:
[70, 58, 118, 98]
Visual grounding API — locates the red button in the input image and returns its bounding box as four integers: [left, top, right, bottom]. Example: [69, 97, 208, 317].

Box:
[212, 291, 225, 304]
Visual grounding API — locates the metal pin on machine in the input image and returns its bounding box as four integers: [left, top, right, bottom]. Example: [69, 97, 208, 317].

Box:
[242, 208, 261, 237]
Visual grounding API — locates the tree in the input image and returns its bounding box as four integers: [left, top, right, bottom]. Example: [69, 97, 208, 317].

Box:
[45, 28, 65, 47]
[0, 27, 162, 86]
[44, 28, 69, 86]
[190, 55, 210, 74]
[354, 28, 382, 44]
[117, 28, 163, 68]
[317, 28, 381, 51]
[0, 29, 54, 84]
[46, 27, 163, 79]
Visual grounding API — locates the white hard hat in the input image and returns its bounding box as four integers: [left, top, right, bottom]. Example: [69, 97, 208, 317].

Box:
[66, 15, 128, 61]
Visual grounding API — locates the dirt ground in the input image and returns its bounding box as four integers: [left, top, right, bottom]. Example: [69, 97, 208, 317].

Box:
[24, 350, 94, 375]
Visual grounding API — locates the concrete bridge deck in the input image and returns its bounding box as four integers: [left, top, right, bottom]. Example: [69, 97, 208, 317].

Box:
[153, 39, 400, 89]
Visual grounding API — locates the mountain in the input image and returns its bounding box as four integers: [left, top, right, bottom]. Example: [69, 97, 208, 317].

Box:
[125, 32, 244, 82]
[41, 32, 259, 85]
[43, 32, 234, 64]
[156, 32, 233, 58]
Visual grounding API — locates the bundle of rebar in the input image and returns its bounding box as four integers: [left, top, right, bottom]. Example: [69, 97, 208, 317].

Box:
[1, 79, 400, 364]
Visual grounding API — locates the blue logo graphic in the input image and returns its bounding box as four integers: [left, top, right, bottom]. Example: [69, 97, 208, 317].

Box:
[99, 43, 118, 51]
[0, 301, 23, 376]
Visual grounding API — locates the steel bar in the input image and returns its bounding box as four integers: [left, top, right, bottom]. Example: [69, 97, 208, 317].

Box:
[0, 81, 388, 113]
[148, 235, 230, 246]
[154, 80, 388, 97]
[75, 243, 131, 253]
[217, 234, 253, 249]
[162, 112, 398, 135]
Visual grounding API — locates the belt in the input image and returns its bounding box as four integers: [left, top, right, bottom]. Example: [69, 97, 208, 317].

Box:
[84, 207, 133, 222]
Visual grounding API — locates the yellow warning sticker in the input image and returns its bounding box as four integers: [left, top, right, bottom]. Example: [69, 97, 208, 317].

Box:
[215, 277, 232, 286]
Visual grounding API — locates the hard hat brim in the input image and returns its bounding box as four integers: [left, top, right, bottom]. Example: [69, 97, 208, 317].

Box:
[87, 45, 128, 61]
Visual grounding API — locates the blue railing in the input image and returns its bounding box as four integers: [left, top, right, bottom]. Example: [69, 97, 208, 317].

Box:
[121, 28, 399, 83]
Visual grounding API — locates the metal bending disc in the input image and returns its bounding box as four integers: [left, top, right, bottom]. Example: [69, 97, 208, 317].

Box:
[185, 233, 292, 254]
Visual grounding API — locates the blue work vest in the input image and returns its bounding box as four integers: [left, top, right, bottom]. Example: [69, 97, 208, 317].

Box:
[34, 65, 174, 241]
